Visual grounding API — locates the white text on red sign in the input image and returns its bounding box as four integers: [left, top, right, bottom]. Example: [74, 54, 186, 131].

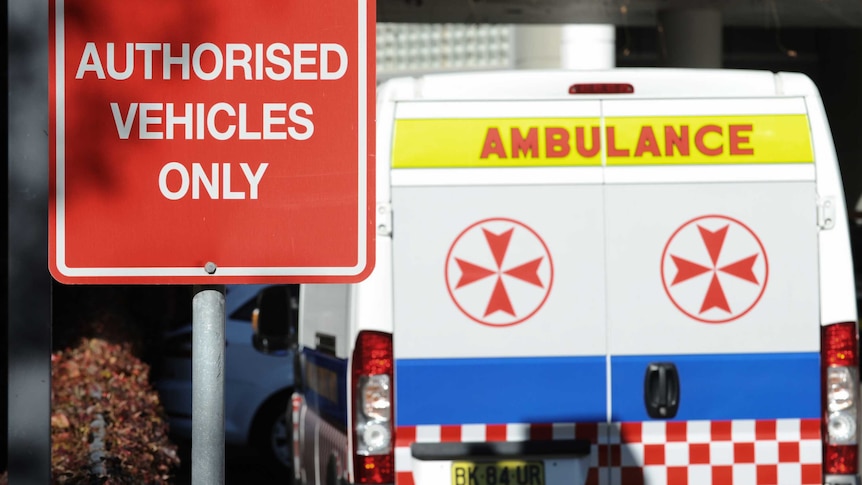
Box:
[75, 41, 348, 200]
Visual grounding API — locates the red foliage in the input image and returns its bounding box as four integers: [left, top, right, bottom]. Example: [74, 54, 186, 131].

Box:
[51, 337, 180, 484]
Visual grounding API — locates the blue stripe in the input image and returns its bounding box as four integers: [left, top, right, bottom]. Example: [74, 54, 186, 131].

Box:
[396, 356, 607, 426]
[302, 348, 349, 427]
[611, 352, 820, 422]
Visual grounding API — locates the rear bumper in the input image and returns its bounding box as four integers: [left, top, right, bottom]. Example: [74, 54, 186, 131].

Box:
[402, 454, 594, 485]
[405, 440, 594, 485]
[411, 439, 592, 460]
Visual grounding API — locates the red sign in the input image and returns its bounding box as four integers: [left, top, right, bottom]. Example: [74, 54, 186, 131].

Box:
[48, 0, 375, 284]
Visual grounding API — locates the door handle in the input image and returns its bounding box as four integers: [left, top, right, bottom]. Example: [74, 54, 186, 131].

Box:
[644, 362, 680, 419]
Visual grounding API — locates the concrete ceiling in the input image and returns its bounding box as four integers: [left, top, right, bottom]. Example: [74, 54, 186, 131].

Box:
[377, 0, 862, 27]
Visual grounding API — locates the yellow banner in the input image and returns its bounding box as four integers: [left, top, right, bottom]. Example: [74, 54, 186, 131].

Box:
[391, 115, 813, 168]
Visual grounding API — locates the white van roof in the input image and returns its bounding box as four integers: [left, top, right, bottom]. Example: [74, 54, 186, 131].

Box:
[385, 68, 817, 100]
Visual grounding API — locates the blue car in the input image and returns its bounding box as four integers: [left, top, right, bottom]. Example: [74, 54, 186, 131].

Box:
[155, 285, 295, 474]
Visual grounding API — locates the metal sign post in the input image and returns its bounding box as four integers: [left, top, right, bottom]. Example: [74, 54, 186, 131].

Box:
[192, 285, 226, 485]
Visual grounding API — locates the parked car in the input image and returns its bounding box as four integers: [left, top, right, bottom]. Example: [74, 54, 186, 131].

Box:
[155, 284, 295, 475]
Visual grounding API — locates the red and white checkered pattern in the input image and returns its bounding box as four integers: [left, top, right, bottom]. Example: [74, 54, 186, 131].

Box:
[394, 419, 822, 485]
[604, 419, 822, 485]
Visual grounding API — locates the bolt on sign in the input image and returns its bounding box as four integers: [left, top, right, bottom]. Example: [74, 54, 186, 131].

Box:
[48, 0, 375, 284]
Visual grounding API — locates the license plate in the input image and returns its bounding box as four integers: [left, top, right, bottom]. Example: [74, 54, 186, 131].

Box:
[451, 461, 545, 485]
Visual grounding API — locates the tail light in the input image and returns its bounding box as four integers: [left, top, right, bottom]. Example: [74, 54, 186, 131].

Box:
[352, 331, 394, 483]
[822, 322, 859, 476]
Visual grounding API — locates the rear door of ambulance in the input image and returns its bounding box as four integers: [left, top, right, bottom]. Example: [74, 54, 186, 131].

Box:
[603, 95, 823, 485]
[388, 98, 610, 485]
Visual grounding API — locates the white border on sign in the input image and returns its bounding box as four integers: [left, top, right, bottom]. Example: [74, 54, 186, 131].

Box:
[53, 0, 370, 278]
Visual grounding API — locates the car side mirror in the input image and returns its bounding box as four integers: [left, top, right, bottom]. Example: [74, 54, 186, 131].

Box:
[252, 285, 298, 355]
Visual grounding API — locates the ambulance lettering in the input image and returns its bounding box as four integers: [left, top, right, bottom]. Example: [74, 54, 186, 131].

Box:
[480, 123, 755, 161]
[603, 123, 754, 158]
[479, 126, 601, 160]
[603, 115, 801, 165]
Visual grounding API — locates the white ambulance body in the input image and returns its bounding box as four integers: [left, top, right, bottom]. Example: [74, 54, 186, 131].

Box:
[291, 69, 859, 485]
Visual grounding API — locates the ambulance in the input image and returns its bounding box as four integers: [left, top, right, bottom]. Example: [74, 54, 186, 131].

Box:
[252, 68, 859, 485]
